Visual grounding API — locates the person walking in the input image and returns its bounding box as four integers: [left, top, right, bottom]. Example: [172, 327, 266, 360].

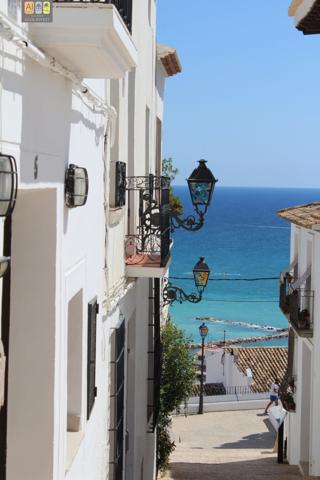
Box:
[264, 378, 280, 414]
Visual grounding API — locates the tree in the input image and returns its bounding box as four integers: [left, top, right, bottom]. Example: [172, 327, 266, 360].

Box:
[162, 158, 183, 215]
[157, 320, 195, 473]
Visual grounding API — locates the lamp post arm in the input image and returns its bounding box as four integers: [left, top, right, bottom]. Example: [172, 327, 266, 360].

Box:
[162, 282, 202, 306]
[170, 210, 205, 232]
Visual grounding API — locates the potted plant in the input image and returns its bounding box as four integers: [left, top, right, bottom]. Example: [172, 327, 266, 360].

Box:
[281, 391, 296, 412]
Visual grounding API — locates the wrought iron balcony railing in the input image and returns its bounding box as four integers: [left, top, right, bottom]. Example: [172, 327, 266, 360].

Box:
[279, 374, 296, 412]
[288, 288, 314, 336]
[125, 175, 171, 269]
[53, 0, 133, 32]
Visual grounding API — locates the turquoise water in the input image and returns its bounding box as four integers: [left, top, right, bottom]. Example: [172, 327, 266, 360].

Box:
[169, 186, 320, 345]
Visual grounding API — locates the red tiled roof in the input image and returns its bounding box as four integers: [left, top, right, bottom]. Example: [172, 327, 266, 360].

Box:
[226, 347, 288, 393]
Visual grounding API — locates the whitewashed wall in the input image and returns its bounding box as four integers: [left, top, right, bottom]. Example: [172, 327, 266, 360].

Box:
[205, 349, 249, 389]
[286, 224, 320, 477]
[1, 28, 110, 477]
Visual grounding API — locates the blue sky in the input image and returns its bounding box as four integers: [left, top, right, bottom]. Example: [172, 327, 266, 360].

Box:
[157, 1, 320, 187]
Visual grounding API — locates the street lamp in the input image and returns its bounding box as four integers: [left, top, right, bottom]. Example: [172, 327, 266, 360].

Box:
[162, 257, 211, 306]
[171, 160, 218, 232]
[198, 322, 208, 415]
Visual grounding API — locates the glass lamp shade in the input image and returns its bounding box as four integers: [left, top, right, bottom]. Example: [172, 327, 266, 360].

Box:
[0, 256, 10, 277]
[187, 159, 218, 207]
[65, 164, 89, 208]
[199, 322, 209, 340]
[193, 256, 210, 293]
[0, 154, 18, 217]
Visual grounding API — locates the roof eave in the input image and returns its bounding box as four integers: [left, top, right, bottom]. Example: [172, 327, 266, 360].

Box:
[157, 43, 182, 77]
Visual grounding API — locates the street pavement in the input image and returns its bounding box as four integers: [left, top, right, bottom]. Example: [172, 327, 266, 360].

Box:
[161, 410, 302, 480]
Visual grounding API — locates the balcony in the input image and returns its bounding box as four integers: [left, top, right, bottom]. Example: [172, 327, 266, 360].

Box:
[279, 271, 314, 337]
[288, 288, 314, 337]
[125, 175, 172, 278]
[29, 0, 137, 79]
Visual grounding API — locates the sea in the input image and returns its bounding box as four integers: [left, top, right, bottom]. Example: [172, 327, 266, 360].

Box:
[169, 186, 320, 346]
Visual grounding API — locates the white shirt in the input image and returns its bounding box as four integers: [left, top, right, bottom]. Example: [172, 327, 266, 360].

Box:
[270, 383, 279, 396]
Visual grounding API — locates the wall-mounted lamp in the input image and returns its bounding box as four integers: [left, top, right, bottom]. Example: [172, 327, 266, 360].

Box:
[162, 257, 211, 305]
[0, 257, 10, 278]
[171, 160, 218, 232]
[65, 164, 89, 208]
[0, 154, 18, 217]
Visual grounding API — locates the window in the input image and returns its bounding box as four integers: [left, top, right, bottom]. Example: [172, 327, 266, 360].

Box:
[112, 320, 126, 480]
[147, 279, 161, 431]
[145, 106, 150, 175]
[87, 297, 98, 419]
[115, 161, 126, 207]
[155, 118, 162, 178]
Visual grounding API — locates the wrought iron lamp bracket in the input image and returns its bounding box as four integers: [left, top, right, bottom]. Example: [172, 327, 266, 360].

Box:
[162, 280, 202, 306]
[170, 208, 206, 232]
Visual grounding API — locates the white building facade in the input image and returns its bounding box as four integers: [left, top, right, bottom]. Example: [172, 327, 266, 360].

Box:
[278, 203, 320, 478]
[0, 1, 181, 479]
[282, 4, 320, 475]
[203, 348, 252, 390]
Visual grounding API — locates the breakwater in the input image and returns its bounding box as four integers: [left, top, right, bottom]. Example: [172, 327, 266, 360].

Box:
[189, 329, 288, 350]
[196, 316, 287, 333]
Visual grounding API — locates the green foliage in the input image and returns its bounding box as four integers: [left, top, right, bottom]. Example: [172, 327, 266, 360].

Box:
[162, 158, 184, 216]
[157, 414, 175, 473]
[160, 321, 195, 413]
[157, 320, 195, 473]
[162, 157, 178, 182]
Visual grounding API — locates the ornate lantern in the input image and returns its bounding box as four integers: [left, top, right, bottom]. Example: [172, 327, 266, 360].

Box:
[187, 160, 217, 209]
[193, 257, 210, 293]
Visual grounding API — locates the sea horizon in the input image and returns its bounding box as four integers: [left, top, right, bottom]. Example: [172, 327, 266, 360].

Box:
[173, 184, 320, 190]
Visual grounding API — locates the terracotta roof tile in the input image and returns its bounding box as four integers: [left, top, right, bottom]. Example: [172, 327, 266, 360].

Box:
[225, 347, 288, 393]
[278, 202, 320, 229]
[157, 44, 182, 77]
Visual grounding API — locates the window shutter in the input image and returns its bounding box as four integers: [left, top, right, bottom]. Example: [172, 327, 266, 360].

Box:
[114, 320, 125, 480]
[87, 297, 98, 420]
[287, 328, 295, 378]
[115, 161, 126, 207]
